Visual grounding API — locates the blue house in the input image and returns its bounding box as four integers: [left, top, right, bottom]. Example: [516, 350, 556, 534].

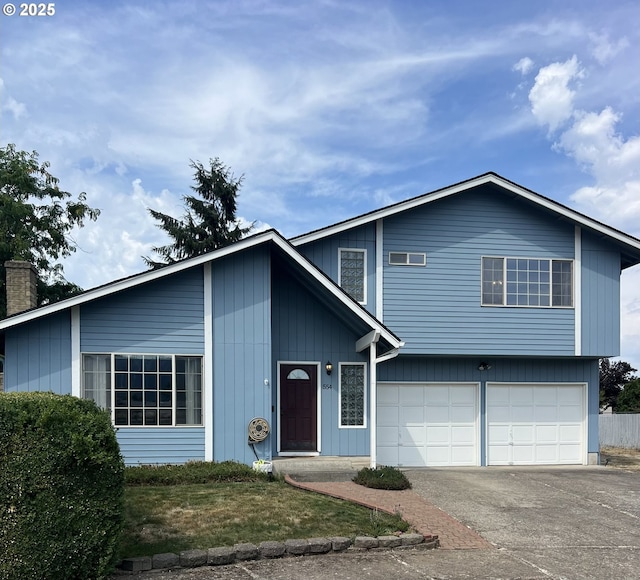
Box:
[2, 173, 639, 467]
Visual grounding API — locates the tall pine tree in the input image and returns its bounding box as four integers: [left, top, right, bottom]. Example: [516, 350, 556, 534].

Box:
[145, 158, 253, 268]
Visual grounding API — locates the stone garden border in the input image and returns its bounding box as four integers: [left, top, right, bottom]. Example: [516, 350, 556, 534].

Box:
[116, 532, 439, 573]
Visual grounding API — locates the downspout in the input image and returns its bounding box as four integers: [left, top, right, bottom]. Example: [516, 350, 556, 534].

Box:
[369, 341, 403, 469]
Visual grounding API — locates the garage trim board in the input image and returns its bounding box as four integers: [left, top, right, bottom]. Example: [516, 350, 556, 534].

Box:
[486, 382, 587, 466]
[377, 382, 480, 467]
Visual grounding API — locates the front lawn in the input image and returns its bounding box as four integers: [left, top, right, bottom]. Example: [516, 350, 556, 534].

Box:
[120, 462, 409, 558]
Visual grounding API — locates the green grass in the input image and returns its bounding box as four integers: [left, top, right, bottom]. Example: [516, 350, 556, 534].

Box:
[119, 463, 409, 558]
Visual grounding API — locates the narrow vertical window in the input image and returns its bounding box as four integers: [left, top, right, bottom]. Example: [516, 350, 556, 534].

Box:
[339, 248, 366, 303]
[482, 257, 504, 305]
[339, 363, 366, 427]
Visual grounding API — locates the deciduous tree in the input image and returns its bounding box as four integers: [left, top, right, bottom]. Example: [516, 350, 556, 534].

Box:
[0, 144, 100, 318]
[616, 378, 640, 414]
[599, 358, 638, 412]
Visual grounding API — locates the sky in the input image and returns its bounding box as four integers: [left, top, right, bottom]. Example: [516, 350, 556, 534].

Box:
[1, 0, 639, 369]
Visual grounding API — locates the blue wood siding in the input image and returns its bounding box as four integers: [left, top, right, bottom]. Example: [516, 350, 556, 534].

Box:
[297, 223, 377, 314]
[4, 312, 72, 394]
[272, 260, 368, 457]
[212, 246, 272, 465]
[116, 427, 205, 465]
[81, 267, 205, 354]
[581, 230, 621, 357]
[383, 187, 576, 355]
[379, 355, 600, 461]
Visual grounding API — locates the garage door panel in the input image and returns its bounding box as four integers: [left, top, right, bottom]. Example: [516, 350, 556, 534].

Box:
[452, 425, 475, 444]
[535, 424, 559, 443]
[400, 386, 424, 405]
[378, 383, 478, 467]
[378, 406, 398, 426]
[399, 446, 426, 466]
[378, 425, 398, 445]
[451, 405, 476, 422]
[559, 444, 581, 462]
[425, 425, 450, 443]
[425, 406, 450, 422]
[534, 405, 558, 422]
[487, 384, 585, 466]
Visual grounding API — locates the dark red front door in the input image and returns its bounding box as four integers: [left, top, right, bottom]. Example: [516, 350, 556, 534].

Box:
[280, 364, 317, 452]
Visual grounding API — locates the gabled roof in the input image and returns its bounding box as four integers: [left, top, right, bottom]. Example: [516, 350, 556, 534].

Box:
[0, 229, 403, 349]
[291, 172, 640, 270]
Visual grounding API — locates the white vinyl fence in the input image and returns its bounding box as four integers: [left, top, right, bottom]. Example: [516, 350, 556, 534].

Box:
[599, 414, 640, 449]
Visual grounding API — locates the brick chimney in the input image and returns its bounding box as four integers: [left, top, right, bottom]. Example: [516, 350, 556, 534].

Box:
[5, 261, 38, 316]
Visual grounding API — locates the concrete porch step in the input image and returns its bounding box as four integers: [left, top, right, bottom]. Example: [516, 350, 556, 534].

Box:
[271, 456, 369, 476]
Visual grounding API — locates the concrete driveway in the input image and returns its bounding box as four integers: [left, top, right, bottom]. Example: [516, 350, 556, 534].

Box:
[117, 466, 640, 579]
[406, 466, 640, 579]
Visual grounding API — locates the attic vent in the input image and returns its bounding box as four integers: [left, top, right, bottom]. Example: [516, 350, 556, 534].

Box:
[389, 252, 426, 266]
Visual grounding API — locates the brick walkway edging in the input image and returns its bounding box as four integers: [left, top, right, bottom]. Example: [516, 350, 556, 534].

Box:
[117, 533, 437, 574]
[285, 475, 492, 550]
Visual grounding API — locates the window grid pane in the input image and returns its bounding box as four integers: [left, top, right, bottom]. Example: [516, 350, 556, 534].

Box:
[340, 365, 365, 427]
[82, 354, 203, 427]
[340, 250, 365, 302]
[483, 257, 572, 308]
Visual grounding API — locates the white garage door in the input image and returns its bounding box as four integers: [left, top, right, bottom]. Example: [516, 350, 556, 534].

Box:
[487, 383, 585, 466]
[377, 383, 479, 467]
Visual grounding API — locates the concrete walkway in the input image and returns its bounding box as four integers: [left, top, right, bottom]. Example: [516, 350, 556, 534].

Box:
[285, 474, 491, 550]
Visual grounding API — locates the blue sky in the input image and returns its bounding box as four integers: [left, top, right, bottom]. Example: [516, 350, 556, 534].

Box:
[1, 0, 639, 367]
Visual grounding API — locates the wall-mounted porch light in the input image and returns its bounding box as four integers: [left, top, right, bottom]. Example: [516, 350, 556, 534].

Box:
[478, 362, 492, 371]
[325, 361, 333, 375]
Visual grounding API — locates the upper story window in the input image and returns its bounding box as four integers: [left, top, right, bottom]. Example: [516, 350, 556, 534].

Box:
[389, 252, 426, 266]
[82, 353, 203, 426]
[482, 257, 573, 307]
[339, 248, 366, 304]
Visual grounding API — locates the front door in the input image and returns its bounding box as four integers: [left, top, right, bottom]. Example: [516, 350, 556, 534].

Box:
[280, 363, 318, 452]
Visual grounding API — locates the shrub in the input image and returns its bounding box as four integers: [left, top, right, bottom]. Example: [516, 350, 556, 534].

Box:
[353, 465, 412, 490]
[125, 460, 269, 486]
[0, 392, 125, 580]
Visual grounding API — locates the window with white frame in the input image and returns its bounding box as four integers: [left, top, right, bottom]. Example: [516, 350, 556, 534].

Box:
[339, 363, 366, 427]
[481, 257, 573, 307]
[339, 248, 366, 303]
[388, 252, 426, 266]
[82, 353, 203, 426]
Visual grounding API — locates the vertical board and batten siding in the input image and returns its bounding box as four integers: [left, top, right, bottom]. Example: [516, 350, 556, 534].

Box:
[599, 414, 640, 449]
[4, 311, 72, 394]
[378, 356, 600, 462]
[212, 246, 272, 465]
[271, 260, 369, 457]
[80, 267, 206, 464]
[383, 186, 576, 355]
[581, 231, 621, 357]
[297, 223, 377, 314]
[80, 267, 205, 354]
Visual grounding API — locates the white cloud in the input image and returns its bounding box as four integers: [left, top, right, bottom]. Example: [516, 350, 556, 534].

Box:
[528, 55, 584, 132]
[589, 31, 629, 65]
[513, 57, 534, 75]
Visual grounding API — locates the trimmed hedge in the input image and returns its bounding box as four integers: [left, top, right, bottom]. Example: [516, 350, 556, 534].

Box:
[125, 460, 269, 486]
[353, 466, 412, 490]
[0, 392, 125, 580]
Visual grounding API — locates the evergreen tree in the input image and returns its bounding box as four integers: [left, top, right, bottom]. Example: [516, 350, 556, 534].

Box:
[145, 158, 253, 268]
[617, 378, 640, 413]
